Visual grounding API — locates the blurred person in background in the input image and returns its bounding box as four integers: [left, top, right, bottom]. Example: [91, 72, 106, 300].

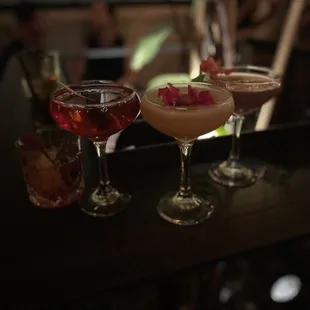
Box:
[70, 0, 135, 86]
[237, 0, 286, 40]
[68, 1, 137, 154]
[0, 2, 45, 80]
[0, 2, 64, 135]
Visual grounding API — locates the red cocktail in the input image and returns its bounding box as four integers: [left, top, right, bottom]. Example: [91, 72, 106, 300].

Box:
[51, 82, 140, 217]
[50, 85, 140, 141]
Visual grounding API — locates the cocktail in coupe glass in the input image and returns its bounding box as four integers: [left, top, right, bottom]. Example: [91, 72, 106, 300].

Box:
[50, 82, 140, 217]
[77, 80, 114, 153]
[207, 65, 281, 187]
[141, 82, 234, 226]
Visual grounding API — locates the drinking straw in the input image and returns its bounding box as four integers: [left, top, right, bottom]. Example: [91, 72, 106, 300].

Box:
[255, 0, 307, 131]
[46, 73, 95, 101]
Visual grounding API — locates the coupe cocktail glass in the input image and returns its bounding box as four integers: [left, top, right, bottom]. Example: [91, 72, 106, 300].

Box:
[50, 82, 140, 217]
[77, 80, 114, 153]
[141, 82, 234, 225]
[208, 66, 281, 187]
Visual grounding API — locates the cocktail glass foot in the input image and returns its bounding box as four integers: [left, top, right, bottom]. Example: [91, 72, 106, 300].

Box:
[209, 160, 257, 187]
[81, 187, 131, 217]
[157, 191, 214, 226]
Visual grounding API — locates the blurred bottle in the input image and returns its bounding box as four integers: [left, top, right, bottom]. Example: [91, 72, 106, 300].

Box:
[19, 50, 61, 129]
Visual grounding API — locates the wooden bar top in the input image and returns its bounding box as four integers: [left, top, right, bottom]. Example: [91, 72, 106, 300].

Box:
[1, 120, 310, 304]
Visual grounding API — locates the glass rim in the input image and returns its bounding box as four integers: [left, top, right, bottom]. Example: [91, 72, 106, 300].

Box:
[143, 81, 233, 110]
[80, 79, 114, 85]
[52, 81, 137, 108]
[215, 65, 282, 85]
[15, 128, 79, 155]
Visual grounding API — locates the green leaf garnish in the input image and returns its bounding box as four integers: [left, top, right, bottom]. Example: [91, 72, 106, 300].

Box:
[191, 74, 205, 82]
[215, 126, 228, 136]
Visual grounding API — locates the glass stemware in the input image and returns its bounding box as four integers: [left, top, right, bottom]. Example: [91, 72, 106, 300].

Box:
[208, 66, 281, 187]
[50, 81, 140, 217]
[141, 82, 234, 225]
[77, 80, 114, 154]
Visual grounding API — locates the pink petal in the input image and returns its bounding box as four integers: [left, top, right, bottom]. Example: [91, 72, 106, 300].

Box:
[158, 87, 171, 105]
[158, 83, 214, 106]
[200, 56, 235, 80]
[198, 91, 214, 105]
[167, 83, 180, 96]
[187, 85, 199, 98]
[158, 84, 180, 106]
[200, 56, 217, 73]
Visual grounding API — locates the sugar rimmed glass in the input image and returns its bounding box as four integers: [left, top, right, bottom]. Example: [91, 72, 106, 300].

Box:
[208, 66, 282, 187]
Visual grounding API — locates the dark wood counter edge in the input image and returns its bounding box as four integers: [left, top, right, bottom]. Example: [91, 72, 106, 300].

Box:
[113, 120, 310, 155]
[2, 121, 310, 304]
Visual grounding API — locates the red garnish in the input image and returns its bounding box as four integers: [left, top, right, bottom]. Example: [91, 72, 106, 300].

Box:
[200, 57, 235, 80]
[158, 84, 214, 106]
[21, 134, 56, 166]
[158, 83, 180, 106]
[197, 90, 214, 104]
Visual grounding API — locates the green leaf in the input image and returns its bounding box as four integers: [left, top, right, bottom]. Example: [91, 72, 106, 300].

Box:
[191, 73, 205, 82]
[130, 25, 173, 71]
[215, 126, 228, 136]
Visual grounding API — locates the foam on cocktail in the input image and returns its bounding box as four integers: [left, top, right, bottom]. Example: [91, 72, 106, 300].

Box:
[141, 84, 234, 141]
[216, 72, 281, 115]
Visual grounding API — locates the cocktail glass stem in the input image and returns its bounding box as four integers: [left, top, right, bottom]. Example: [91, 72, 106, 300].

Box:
[227, 115, 244, 165]
[77, 136, 82, 154]
[208, 114, 256, 187]
[177, 140, 194, 199]
[158, 139, 214, 225]
[93, 141, 112, 195]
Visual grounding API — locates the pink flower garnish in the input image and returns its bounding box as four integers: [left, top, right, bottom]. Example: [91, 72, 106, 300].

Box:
[158, 84, 214, 106]
[197, 90, 214, 104]
[158, 83, 180, 106]
[200, 56, 235, 80]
